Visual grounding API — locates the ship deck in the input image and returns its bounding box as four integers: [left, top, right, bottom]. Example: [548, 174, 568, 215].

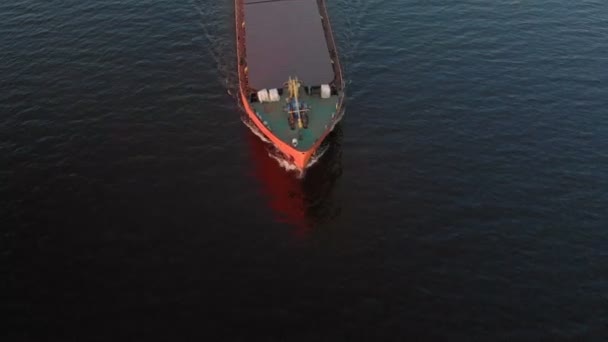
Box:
[243, 0, 335, 90]
[250, 87, 339, 151]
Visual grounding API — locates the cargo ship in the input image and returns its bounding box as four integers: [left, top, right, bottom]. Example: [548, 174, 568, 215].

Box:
[235, 0, 345, 172]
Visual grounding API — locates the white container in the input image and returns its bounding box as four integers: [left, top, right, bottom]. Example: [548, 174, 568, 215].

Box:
[268, 88, 280, 102]
[257, 89, 269, 103]
[321, 84, 331, 99]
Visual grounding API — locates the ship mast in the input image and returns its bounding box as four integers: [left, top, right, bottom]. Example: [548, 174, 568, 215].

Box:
[288, 76, 304, 129]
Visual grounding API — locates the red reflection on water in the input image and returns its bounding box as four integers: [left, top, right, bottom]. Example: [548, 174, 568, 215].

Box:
[246, 131, 312, 238]
[244, 119, 343, 238]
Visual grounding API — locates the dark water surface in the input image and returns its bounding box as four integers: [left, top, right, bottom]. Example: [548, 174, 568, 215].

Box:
[2, 0, 607, 340]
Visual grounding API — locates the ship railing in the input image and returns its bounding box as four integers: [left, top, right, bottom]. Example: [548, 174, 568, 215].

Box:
[235, 0, 251, 94]
[317, 0, 344, 90]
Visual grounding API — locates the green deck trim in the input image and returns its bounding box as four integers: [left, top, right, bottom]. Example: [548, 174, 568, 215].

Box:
[250, 86, 340, 151]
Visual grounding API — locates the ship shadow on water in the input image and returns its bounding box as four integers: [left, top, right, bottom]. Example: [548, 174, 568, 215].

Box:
[243, 116, 344, 237]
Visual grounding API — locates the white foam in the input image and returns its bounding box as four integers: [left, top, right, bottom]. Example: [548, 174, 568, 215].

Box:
[267, 151, 302, 174]
[306, 143, 329, 168]
[241, 116, 271, 143]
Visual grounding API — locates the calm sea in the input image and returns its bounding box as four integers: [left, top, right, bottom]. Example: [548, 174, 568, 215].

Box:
[2, 0, 607, 340]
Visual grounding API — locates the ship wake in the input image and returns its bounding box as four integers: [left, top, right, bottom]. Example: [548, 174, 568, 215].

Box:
[192, 0, 239, 96]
